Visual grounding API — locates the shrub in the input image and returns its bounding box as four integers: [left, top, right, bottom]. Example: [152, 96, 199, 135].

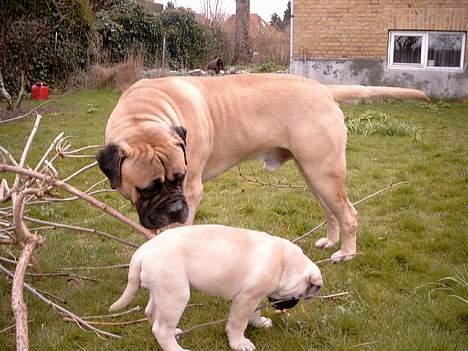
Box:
[95, 0, 163, 67]
[346, 111, 422, 140]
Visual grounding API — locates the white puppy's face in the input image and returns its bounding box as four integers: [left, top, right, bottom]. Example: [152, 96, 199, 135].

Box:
[269, 262, 323, 309]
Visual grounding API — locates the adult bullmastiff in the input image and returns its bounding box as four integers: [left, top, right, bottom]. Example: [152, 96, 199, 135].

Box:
[109, 224, 323, 351]
[97, 74, 428, 262]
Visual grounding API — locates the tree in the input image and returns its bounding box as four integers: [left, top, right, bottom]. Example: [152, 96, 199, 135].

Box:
[283, 1, 291, 29]
[270, 12, 283, 30]
[234, 0, 250, 64]
[200, 0, 225, 28]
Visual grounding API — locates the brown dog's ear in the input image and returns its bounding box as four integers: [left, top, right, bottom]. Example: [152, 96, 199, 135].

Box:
[174, 126, 187, 145]
[96, 144, 126, 189]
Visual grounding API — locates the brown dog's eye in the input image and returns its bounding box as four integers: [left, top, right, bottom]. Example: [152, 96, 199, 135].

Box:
[173, 172, 185, 182]
[138, 178, 163, 197]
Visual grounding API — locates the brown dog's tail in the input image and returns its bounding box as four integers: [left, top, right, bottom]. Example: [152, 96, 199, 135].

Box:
[326, 85, 430, 103]
[109, 253, 143, 312]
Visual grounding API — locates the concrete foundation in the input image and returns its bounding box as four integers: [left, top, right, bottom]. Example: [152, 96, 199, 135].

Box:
[290, 59, 468, 98]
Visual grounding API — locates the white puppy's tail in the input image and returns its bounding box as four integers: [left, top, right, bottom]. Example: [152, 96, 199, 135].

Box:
[109, 253, 143, 312]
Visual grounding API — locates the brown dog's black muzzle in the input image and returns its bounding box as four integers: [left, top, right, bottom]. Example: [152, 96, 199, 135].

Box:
[136, 188, 189, 230]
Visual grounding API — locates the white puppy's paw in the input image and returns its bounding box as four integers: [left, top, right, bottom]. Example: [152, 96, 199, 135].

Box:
[314, 237, 338, 249]
[331, 249, 355, 263]
[230, 337, 256, 351]
[175, 328, 183, 340]
[250, 317, 273, 328]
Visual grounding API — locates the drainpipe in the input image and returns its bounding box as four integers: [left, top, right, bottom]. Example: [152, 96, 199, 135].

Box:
[289, 0, 294, 73]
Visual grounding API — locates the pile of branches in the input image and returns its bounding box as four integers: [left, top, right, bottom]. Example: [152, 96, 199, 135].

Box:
[0, 113, 153, 349]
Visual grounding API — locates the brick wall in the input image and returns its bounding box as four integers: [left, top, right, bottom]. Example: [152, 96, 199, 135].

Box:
[293, 0, 468, 60]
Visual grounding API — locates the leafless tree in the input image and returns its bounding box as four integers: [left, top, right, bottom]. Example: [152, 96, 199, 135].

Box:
[200, 0, 225, 28]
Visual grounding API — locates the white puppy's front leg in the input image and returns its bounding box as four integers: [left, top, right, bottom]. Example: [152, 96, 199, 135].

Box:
[226, 295, 263, 351]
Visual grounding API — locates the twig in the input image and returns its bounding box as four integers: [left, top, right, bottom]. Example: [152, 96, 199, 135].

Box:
[0, 256, 32, 267]
[0, 100, 54, 125]
[0, 263, 121, 339]
[25, 271, 99, 282]
[315, 253, 362, 265]
[80, 306, 141, 320]
[61, 263, 129, 271]
[32, 286, 67, 305]
[317, 292, 349, 299]
[292, 181, 408, 243]
[175, 292, 345, 339]
[22, 216, 139, 248]
[352, 181, 408, 207]
[0, 320, 34, 334]
[33, 132, 64, 172]
[60, 144, 102, 155]
[0, 146, 18, 166]
[233, 165, 307, 189]
[63, 317, 147, 326]
[292, 221, 326, 243]
[176, 318, 228, 338]
[62, 161, 97, 183]
[38, 189, 114, 203]
[13, 113, 42, 190]
[0, 164, 155, 240]
[350, 341, 379, 348]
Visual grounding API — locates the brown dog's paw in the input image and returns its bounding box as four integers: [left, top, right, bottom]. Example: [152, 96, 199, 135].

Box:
[314, 237, 338, 249]
[330, 250, 355, 263]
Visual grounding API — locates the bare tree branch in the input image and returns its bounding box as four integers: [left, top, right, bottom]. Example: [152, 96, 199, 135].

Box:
[0, 164, 155, 240]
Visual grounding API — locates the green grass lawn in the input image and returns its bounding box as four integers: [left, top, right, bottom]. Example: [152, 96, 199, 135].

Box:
[0, 90, 467, 351]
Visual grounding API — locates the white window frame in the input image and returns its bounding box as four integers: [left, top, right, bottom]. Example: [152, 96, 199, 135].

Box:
[388, 31, 466, 72]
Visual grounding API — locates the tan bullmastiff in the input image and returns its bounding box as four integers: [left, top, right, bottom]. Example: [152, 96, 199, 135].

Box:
[97, 74, 428, 262]
[109, 224, 323, 351]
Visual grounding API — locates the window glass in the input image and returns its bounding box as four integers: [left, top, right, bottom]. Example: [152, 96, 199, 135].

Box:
[393, 35, 423, 64]
[428, 33, 463, 67]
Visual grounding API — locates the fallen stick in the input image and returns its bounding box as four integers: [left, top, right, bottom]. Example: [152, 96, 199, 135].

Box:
[293, 181, 408, 243]
[25, 271, 99, 282]
[176, 292, 348, 338]
[0, 319, 34, 334]
[61, 263, 129, 271]
[0, 100, 53, 125]
[63, 317, 147, 326]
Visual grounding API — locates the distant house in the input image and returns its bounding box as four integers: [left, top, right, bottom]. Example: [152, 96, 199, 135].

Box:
[290, 0, 468, 97]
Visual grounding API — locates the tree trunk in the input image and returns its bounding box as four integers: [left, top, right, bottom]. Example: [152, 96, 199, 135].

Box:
[234, 0, 250, 64]
[15, 69, 26, 111]
[0, 69, 13, 110]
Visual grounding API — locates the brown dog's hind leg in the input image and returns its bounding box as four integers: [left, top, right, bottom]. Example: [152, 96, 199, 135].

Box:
[297, 161, 358, 262]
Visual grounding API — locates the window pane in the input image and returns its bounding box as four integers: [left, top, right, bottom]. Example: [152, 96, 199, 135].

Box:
[428, 33, 463, 67]
[393, 35, 422, 64]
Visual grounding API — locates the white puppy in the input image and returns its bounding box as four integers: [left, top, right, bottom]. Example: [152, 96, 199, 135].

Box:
[109, 224, 323, 351]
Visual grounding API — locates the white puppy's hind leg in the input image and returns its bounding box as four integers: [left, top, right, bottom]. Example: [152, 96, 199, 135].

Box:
[151, 288, 191, 351]
[248, 309, 272, 329]
[145, 295, 156, 324]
